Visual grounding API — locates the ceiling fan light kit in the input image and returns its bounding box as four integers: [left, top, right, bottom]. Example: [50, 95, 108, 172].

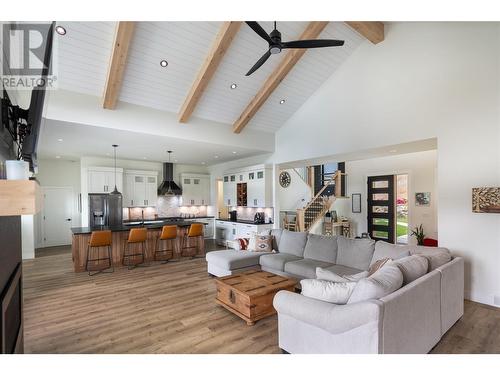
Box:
[245, 21, 345, 76]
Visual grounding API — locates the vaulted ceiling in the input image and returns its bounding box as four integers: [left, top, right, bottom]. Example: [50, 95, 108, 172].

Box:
[54, 21, 383, 134]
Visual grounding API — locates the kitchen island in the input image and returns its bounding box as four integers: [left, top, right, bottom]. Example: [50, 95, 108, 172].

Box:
[71, 220, 205, 272]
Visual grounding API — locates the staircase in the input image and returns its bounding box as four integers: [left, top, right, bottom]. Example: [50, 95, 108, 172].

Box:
[296, 170, 344, 232]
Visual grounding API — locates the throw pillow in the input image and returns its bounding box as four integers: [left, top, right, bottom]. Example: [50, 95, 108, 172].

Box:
[393, 255, 429, 285]
[300, 279, 357, 304]
[236, 238, 249, 250]
[368, 257, 392, 276]
[252, 234, 273, 252]
[247, 230, 272, 251]
[316, 267, 369, 283]
[348, 264, 404, 304]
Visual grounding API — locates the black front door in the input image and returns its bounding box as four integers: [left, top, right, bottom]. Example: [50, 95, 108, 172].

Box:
[367, 175, 395, 243]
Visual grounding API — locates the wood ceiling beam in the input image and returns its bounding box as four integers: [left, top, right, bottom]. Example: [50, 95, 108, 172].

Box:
[233, 21, 329, 134]
[345, 22, 384, 44]
[178, 21, 242, 123]
[102, 21, 136, 109]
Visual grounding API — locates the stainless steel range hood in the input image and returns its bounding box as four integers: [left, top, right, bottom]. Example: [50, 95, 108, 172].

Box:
[157, 162, 182, 195]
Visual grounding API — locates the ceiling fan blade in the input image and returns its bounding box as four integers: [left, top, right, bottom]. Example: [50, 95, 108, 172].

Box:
[246, 21, 273, 44]
[282, 39, 345, 49]
[245, 50, 271, 76]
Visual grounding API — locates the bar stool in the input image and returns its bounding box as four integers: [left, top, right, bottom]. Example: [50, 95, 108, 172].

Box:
[154, 225, 177, 263]
[181, 223, 204, 259]
[123, 228, 148, 269]
[86, 230, 113, 276]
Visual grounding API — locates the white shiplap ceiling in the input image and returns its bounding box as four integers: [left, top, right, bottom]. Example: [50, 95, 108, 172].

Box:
[54, 21, 365, 133]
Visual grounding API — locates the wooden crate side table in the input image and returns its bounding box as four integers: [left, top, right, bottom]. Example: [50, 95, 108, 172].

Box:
[215, 270, 297, 325]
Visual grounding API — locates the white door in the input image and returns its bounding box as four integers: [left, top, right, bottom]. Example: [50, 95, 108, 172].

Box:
[42, 187, 74, 247]
[145, 176, 158, 206]
[133, 175, 146, 206]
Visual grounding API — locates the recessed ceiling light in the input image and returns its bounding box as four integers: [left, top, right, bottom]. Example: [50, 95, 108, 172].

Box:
[55, 26, 67, 36]
[143, 157, 147, 160]
[279, 99, 286, 104]
[174, 159, 178, 162]
[57, 138, 63, 142]
[160, 60, 168, 67]
[201, 162, 206, 165]
[55, 155, 61, 159]
[230, 83, 237, 89]
[214, 155, 219, 159]
[232, 151, 237, 154]
[389, 149, 397, 153]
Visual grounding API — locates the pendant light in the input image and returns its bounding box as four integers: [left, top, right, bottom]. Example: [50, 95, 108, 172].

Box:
[110, 144, 122, 195]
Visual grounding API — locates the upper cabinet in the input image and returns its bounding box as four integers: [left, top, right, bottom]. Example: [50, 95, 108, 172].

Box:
[123, 170, 158, 207]
[223, 165, 272, 208]
[181, 173, 210, 206]
[88, 167, 123, 194]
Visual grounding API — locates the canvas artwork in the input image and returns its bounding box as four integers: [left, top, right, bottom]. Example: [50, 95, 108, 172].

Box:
[472, 187, 500, 213]
[415, 192, 431, 206]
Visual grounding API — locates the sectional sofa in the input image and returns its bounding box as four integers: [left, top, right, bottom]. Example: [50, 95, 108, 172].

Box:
[205, 229, 464, 353]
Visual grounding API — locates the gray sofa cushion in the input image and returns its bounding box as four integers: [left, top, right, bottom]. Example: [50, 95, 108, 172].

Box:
[284, 259, 334, 279]
[206, 250, 264, 270]
[303, 234, 338, 263]
[271, 228, 283, 251]
[300, 279, 357, 304]
[410, 246, 451, 271]
[336, 236, 375, 271]
[348, 264, 404, 304]
[259, 253, 302, 272]
[370, 241, 411, 266]
[278, 230, 308, 257]
[393, 255, 429, 285]
[324, 264, 363, 276]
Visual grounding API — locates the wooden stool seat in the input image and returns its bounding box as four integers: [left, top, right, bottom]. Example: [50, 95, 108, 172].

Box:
[123, 228, 148, 269]
[154, 225, 177, 263]
[181, 223, 204, 259]
[86, 230, 113, 276]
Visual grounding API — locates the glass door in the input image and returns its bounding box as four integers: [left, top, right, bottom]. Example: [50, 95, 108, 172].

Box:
[367, 175, 395, 243]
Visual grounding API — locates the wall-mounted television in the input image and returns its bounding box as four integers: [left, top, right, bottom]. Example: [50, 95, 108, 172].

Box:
[0, 22, 54, 173]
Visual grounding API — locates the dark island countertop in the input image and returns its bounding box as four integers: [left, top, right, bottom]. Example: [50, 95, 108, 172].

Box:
[122, 216, 214, 223]
[71, 220, 206, 235]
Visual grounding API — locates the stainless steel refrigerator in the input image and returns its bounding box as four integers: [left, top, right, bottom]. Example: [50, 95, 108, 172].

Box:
[88, 193, 123, 227]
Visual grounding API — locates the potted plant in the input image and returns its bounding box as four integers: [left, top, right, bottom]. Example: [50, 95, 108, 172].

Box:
[410, 224, 425, 246]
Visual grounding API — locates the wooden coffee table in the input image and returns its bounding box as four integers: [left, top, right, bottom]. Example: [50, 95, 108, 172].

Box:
[215, 270, 298, 325]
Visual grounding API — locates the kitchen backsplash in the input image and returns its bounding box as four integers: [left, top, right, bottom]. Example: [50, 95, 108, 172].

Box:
[123, 196, 209, 220]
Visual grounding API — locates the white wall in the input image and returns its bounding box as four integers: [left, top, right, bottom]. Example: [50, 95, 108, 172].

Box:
[33, 159, 81, 248]
[273, 22, 500, 306]
[334, 150, 437, 242]
[277, 169, 312, 211]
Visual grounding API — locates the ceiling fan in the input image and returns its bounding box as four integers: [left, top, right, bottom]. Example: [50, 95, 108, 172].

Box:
[245, 21, 345, 76]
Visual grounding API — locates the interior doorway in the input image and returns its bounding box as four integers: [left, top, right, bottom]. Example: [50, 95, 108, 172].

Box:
[41, 187, 74, 247]
[215, 179, 227, 219]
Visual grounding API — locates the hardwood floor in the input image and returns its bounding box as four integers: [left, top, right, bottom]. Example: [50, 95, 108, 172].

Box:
[23, 251, 500, 354]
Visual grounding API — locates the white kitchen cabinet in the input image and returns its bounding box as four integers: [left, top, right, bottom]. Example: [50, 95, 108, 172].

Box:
[123, 170, 158, 207]
[181, 173, 210, 206]
[222, 166, 272, 208]
[88, 167, 123, 194]
[222, 174, 237, 206]
[215, 220, 273, 247]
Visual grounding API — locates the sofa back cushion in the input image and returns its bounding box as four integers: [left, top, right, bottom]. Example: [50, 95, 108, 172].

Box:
[303, 234, 338, 263]
[270, 229, 283, 251]
[370, 241, 411, 267]
[410, 246, 451, 271]
[393, 255, 429, 285]
[336, 236, 375, 271]
[348, 264, 403, 304]
[300, 279, 357, 304]
[278, 230, 308, 257]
